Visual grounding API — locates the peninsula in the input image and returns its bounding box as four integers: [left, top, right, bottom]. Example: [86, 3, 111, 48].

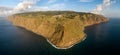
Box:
[8, 11, 108, 49]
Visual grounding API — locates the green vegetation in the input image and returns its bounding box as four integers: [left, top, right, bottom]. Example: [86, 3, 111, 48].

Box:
[8, 11, 108, 49]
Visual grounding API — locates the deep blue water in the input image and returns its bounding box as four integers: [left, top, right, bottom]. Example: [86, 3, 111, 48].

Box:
[0, 17, 120, 55]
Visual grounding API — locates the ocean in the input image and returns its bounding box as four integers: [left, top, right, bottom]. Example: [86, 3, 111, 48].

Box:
[0, 17, 120, 55]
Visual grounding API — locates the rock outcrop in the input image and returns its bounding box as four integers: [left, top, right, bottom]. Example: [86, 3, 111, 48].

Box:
[8, 11, 108, 49]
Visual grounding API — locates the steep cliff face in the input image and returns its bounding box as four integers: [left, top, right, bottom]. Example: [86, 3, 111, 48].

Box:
[8, 11, 108, 49]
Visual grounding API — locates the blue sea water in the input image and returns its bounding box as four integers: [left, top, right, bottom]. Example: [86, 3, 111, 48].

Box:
[0, 17, 120, 55]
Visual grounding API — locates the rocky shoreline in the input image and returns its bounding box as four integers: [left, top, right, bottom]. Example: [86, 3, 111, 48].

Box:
[47, 35, 87, 49]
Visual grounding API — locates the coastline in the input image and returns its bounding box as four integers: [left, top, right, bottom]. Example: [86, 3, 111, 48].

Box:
[13, 20, 107, 49]
[16, 25, 87, 49]
[46, 21, 108, 49]
[46, 34, 87, 49]
[8, 11, 109, 49]
[15, 25, 86, 49]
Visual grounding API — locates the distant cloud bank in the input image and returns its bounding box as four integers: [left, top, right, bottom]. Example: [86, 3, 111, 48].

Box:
[0, 0, 116, 16]
[0, 0, 40, 16]
[0, 0, 66, 16]
[91, 0, 116, 14]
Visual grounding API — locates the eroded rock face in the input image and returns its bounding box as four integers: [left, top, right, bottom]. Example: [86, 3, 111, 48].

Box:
[8, 11, 108, 49]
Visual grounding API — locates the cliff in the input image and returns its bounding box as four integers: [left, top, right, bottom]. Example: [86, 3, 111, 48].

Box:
[8, 11, 108, 49]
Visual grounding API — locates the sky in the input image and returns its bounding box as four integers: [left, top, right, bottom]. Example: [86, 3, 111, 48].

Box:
[0, 0, 119, 18]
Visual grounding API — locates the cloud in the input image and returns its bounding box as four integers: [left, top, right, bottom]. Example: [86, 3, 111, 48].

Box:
[80, 0, 94, 2]
[105, 12, 120, 18]
[0, 6, 13, 16]
[0, 6, 12, 11]
[13, 0, 40, 12]
[0, 0, 40, 16]
[91, 0, 115, 14]
[0, 0, 66, 16]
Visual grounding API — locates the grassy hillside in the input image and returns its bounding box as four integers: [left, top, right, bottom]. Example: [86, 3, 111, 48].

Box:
[8, 11, 108, 49]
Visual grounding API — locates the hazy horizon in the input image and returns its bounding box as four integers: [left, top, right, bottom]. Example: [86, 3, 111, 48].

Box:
[0, 0, 120, 18]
